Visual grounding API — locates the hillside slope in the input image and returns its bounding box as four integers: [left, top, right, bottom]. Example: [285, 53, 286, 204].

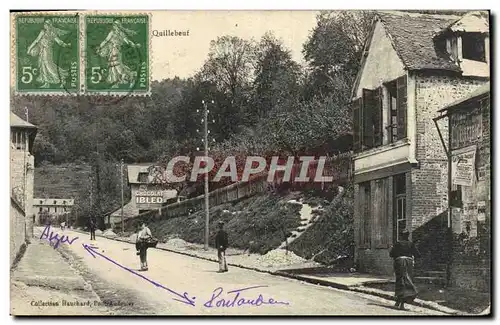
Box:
[34, 163, 91, 199]
[123, 187, 354, 264]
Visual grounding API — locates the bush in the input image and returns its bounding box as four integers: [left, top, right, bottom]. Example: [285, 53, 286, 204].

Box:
[289, 185, 354, 265]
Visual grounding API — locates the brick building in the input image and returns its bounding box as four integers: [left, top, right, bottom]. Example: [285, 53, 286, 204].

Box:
[10, 112, 37, 266]
[434, 83, 490, 291]
[350, 11, 489, 275]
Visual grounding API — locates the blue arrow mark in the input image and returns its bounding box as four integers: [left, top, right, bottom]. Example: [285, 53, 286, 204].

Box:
[82, 243, 196, 306]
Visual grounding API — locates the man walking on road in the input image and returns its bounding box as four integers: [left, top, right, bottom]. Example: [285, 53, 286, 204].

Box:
[215, 221, 229, 273]
[89, 218, 96, 241]
[137, 223, 152, 271]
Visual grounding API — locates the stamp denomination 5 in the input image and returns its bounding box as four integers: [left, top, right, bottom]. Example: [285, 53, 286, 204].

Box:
[15, 14, 80, 95]
[84, 15, 150, 95]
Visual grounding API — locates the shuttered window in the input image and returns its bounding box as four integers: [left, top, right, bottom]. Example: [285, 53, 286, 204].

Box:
[362, 89, 374, 149]
[359, 181, 371, 248]
[352, 98, 362, 152]
[373, 87, 383, 146]
[373, 178, 390, 248]
[396, 75, 408, 140]
[386, 76, 407, 143]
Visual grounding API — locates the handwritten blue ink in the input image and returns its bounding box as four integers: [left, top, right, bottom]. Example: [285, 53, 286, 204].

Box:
[82, 243, 196, 306]
[204, 285, 290, 308]
[40, 225, 79, 249]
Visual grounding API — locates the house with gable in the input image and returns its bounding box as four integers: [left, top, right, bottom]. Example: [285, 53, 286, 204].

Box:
[350, 11, 490, 276]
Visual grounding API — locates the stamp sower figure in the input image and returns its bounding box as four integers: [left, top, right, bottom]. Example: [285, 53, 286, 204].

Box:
[89, 218, 96, 241]
[27, 19, 71, 88]
[215, 221, 229, 273]
[137, 223, 152, 271]
[389, 229, 421, 310]
[95, 20, 140, 88]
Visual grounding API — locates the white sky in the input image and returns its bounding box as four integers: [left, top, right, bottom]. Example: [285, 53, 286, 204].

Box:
[150, 11, 319, 80]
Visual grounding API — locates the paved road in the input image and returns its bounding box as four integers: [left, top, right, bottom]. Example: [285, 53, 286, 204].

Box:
[35, 227, 445, 316]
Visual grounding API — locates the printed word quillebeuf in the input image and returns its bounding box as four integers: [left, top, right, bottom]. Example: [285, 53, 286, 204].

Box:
[204, 285, 289, 308]
[39, 225, 79, 249]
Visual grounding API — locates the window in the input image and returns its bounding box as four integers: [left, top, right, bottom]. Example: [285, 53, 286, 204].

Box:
[353, 88, 383, 152]
[387, 82, 398, 143]
[11, 131, 26, 150]
[138, 172, 149, 183]
[54, 207, 58, 213]
[393, 174, 407, 242]
[64, 207, 67, 212]
[39, 207, 42, 212]
[63, 200, 66, 205]
[462, 33, 486, 62]
[385, 76, 407, 143]
[39, 200, 43, 204]
[359, 182, 371, 248]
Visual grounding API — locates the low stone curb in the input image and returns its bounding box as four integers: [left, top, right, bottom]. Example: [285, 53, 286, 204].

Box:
[74, 230, 464, 315]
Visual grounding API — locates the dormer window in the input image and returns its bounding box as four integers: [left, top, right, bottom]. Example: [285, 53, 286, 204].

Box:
[462, 33, 486, 62]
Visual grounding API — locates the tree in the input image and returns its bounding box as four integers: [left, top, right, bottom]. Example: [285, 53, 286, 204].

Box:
[253, 32, 302, 121]
[302, 11, 374, 101]
[198, 36, 256, 131]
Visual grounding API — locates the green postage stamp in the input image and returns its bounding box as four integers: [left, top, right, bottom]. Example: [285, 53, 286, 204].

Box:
[14, 14, 80, 95]
[84, 14, 150, 95]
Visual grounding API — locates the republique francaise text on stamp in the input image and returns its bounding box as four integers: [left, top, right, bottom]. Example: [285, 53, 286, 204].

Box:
[14, 14, 80, 95]
[84, 14, 150, 95]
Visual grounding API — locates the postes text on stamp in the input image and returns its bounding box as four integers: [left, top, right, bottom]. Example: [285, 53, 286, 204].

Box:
[15, 14, 80, 95]
[84, 15, 150, 95]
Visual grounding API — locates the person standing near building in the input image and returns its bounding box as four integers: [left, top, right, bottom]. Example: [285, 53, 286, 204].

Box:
[89, 218, 96, 241]
[137, 223, 152, 271]
[215, 221, 229, 273]
[389, 229, 421, 310]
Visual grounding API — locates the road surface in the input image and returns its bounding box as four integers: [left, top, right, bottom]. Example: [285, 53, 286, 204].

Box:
[31, 227, 445, 316]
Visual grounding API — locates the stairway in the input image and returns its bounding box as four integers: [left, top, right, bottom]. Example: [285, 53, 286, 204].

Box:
[414, 263, 447, 286]
[278, 186, 345, 250]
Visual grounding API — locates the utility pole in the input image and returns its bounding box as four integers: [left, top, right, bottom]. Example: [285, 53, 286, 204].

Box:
[120, 159, 125, 234]
[197, 100, 216, 250]
[202, 100, 210, 250]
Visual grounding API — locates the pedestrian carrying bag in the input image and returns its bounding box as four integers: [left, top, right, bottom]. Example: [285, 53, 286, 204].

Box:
[145, 237, 159, 248]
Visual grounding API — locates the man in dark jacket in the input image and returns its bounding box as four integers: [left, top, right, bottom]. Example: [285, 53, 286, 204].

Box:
[89, 218, 96, 241]
[215, 221, 228, 273]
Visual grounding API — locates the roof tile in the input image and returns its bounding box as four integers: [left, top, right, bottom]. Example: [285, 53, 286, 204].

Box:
[377, 12, 462, 71]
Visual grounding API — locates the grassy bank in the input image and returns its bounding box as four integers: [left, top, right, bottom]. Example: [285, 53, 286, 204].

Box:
[142, 192, 303, 255]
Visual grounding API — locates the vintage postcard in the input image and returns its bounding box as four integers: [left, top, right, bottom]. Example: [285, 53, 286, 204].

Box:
[9, 10, 491, 316]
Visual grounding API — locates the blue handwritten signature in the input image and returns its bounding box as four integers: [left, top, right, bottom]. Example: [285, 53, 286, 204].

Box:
[204, 285, 290, 308]
[82, 243, 197, 306]
[40, 225, 79, 249]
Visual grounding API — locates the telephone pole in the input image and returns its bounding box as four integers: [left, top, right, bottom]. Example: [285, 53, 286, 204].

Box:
[120, 159, 125, 234]
[202, 100, 210, 250]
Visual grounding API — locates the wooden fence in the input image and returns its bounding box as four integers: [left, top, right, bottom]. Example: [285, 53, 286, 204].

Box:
[121, 154, 351, 230]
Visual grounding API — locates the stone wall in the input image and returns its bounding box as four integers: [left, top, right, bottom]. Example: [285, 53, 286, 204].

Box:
[10, 198, 26, 266]
[10, 149, 35, 237]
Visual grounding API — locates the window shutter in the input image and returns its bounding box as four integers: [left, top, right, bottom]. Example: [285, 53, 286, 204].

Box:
[396, 75, 407, 139]
[373, 87, 383, 146]
[362, 89, 374, 148]
[352, 98, 362, 152]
